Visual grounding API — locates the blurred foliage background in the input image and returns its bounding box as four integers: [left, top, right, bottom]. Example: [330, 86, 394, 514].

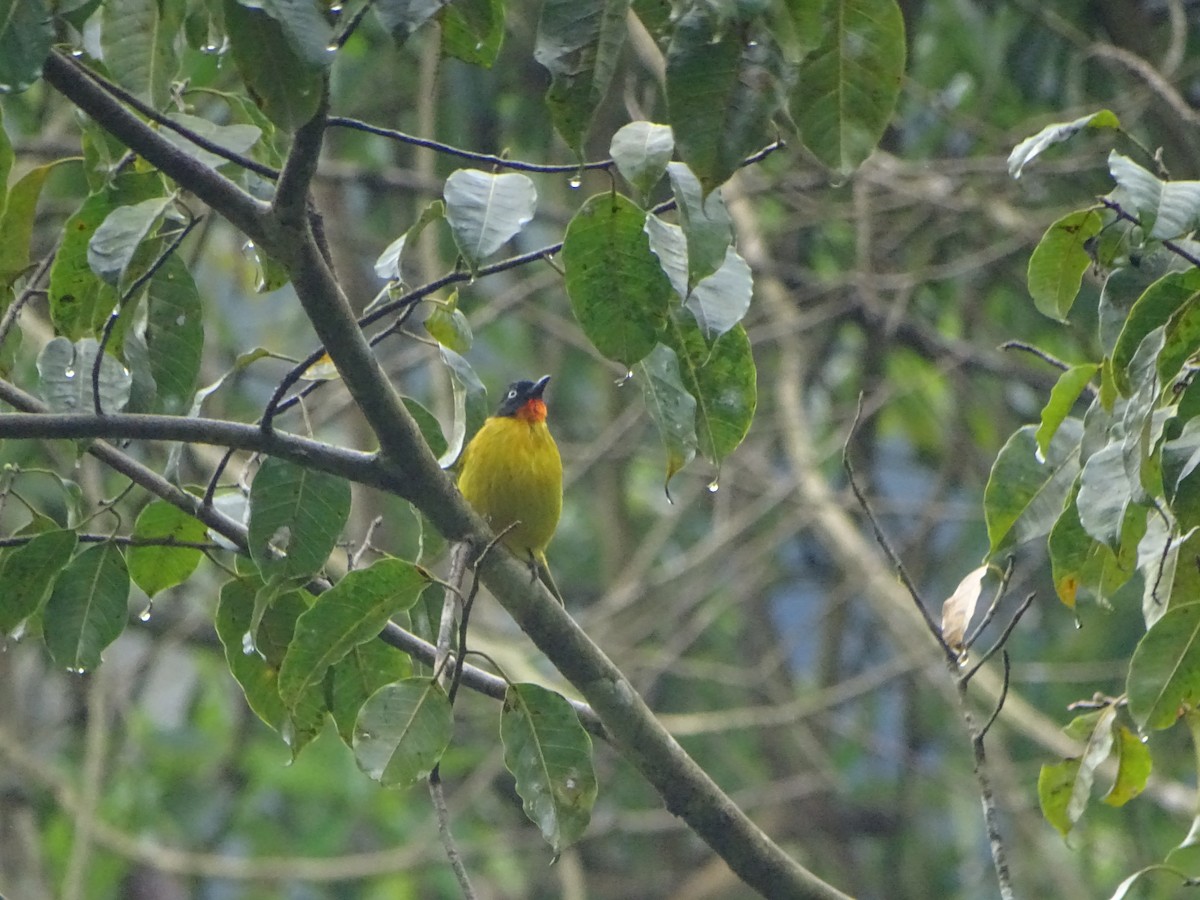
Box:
[3, 0, 1200, 898]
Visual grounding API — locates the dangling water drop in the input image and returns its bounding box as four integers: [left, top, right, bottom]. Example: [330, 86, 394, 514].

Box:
[707, 478, 720, 493]
[241, 631, 256, 656]
[64, 367, 75, 378]
[138, 602, 153, 622]
[568, 174, 582, 189]
[1073, 612, 1083, 630]
[614, 370, 633, 386]
[1034, 446, 1046, 464]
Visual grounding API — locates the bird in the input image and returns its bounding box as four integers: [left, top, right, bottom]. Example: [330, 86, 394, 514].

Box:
[457, 374, 565, 603]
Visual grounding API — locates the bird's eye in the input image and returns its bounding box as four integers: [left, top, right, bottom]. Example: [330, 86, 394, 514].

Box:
[507, 390, 518, 399]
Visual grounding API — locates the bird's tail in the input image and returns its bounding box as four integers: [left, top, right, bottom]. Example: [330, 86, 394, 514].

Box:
[535, 552, 566, 606]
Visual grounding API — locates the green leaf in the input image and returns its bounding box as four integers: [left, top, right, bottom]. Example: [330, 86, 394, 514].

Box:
[1036, 364, 1098, 459]
[638, 343, 698, 496]
[438, 346, 488, 468]
[1135, 517, 1200, 628]
[49, 192, 123, 341]
[1026, 209, 1103, 321]
[685, 247, 753, 340]
[0, 103, 9, 200]
[1064, 703, 1118, 831]
[1038, 757, 1082, 837]
[247, 457, 352, 581]
[1049, 484, 1140, 609]
[644, 214, 688, 300]
[43, 542, 130, 672]
[1076, 443, 1131, 549]
[534, 0, 630, 153]
[667, 161, 733, 289]
[0, 0, 53, 94]
[88, 196, 173, 287]
[375, 0, 452, 43]
[501, 682, 597, 853]
[663, 312, 757, 470]
[1102, 725, 1151, 807]
[666, 9, 781, 192]
[216, 576, 286, 728]
[1128, 601, 1200, 730]
[1109, 152, 1200, 240]
[225, 0, 323, 131]
[404, 397, 448, 461]
[36, 337, 133, 414]
[158, 114, 263, 171]
[145, 254, 204, 415]
[443, 169, 537, 269]
[423, 304, 473, 354]
[277, 558, 429, 710]
[100, 0, 180, 108]
[329, 638, 412, 745]
[1111, 270, 1200, 395]
[563, 192, 673, 366]
[0, 163, 56, 288]
[353, 677, 453, 789]
[0, 530, 79, 635]
[1008, 110, 1121, 179]
[215, 576, 327, 754]
[440, 0, 505, 67]
[126, 500, 207, 598]
[610, 121, 674, 200]
[259, 0, 335, 69]
[984, 420, 1083, 556]
[374, 200, 445, 283]
[790, 0, 906, 175]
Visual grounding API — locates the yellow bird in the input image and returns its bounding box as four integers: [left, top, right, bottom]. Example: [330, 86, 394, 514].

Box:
[457, 375, 565, 603]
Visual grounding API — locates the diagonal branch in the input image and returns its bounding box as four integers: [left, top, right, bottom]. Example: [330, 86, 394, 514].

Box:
[44, 50, 841, 896]
[40, 51, 272, 246]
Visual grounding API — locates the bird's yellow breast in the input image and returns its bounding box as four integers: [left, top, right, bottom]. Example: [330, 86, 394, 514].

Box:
[457, 415, 562, 557]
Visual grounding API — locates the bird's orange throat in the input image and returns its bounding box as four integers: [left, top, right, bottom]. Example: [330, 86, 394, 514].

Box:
[516, 398, 547, 423]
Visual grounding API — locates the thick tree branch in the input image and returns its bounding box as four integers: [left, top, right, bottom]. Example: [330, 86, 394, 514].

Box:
[0, 410, 394, 496]
[40, 52, 272, 246]
[44, 50, 841, 895]
[0, 379, 561, 731]
[273, 86, 328, 226]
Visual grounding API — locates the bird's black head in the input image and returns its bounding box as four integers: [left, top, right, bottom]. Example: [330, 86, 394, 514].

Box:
[495, 374, 551, 418]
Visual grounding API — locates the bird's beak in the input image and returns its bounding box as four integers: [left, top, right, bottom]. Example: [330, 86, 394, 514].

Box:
[531, 375, 551, 397]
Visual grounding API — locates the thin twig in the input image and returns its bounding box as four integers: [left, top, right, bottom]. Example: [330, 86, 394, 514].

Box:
[64, 55, 280, 179]
[962, 693, 1015, 900]
[0, 250, 56, 348]
[61, 669, 109, 900]
[964, 556, 1015, 652]
[842, 394, 957, 664]
[977, 651, 1012, 743]
[998, 340, 1075, 373]
[428, 771, 477, 899]
[1100, 197, 1200, 268]
[0, 533, 222, 550]
[328, 116, 612, 174]
[962, 593, 1036, 686]
[349, 515, 384, 570]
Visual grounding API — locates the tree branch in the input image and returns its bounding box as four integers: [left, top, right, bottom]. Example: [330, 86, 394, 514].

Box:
[0, 407, 396, 497]
[40, 51, 272, 246]
[53, 53, 841, 892]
